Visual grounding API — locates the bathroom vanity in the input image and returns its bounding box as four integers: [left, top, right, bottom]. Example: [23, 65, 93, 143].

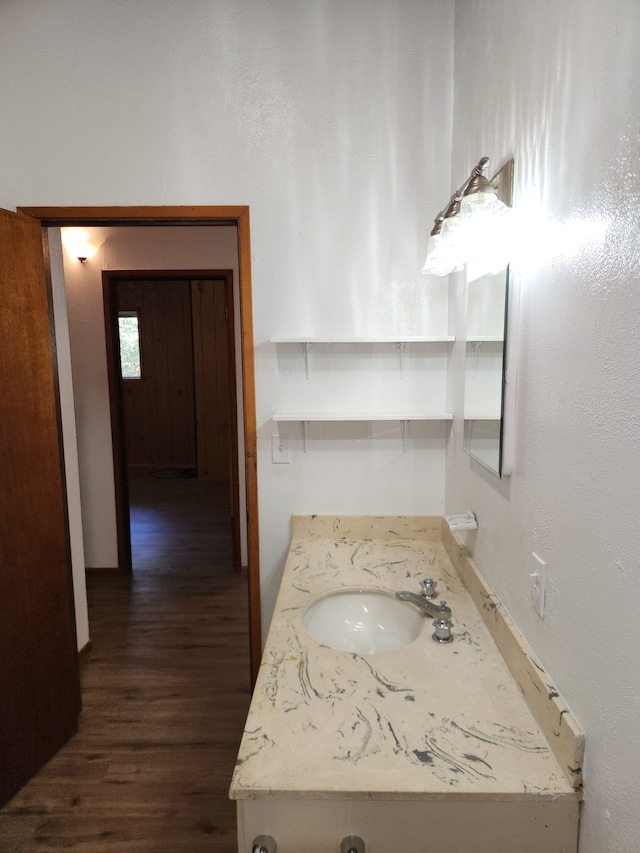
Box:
[230, 516, 583, 853]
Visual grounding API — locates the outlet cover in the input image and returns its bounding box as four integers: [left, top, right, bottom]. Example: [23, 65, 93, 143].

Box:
[530, 552, 546, 619]
[272, 434, 290, 464]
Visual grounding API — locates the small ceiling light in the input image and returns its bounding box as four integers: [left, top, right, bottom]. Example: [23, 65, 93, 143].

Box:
[60, 228, 102, 264]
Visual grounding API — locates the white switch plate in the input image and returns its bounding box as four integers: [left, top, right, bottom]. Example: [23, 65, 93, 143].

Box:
[530, 552, 546, 619]
[272, 434, 290, 464]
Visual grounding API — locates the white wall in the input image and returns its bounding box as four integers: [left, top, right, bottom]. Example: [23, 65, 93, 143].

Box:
[48, 230, 90, 651]
[61, 225, 244, 568]
[0, 0, 454, 637]
[3, 3, 638, 849]
[446, 2, 640, 852]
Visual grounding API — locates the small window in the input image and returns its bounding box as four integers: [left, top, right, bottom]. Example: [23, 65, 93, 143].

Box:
[118, 311, 142, 379]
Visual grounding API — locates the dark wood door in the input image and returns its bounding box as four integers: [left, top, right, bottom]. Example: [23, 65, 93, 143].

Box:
[191, 278, 233, 482]
[191, 276, 241, 570]
[103, 270, 241, 573]
[0, 208, 81, 806]
[117, 278, 196, 468]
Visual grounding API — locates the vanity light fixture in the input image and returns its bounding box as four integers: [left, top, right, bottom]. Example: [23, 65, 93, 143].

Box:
[423, 156, 512, 277]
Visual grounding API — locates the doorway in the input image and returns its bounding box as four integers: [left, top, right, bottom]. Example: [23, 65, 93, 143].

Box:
[19, 206, 261, 683]
[103, 270, 241, 577]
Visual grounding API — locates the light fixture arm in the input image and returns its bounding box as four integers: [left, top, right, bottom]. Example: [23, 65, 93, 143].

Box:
[429, 157, 491, 236]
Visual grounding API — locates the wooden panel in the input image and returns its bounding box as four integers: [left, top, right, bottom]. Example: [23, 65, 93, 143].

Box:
[191, 279, 232, 481]
[0, 208, 80, 806]
[18, 206, 247, 225]
[118, 279, 196, 467]
[220, 273, 241, 572]
[235, 209, 261, 682]
[442, 521, 585, 789]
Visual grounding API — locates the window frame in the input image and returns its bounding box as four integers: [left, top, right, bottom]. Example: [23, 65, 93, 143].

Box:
[117, 309, 143, 381]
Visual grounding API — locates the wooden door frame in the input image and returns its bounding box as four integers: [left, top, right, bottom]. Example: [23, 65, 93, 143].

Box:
[103, 269, 241, 577]
[19, 206, 261, 684]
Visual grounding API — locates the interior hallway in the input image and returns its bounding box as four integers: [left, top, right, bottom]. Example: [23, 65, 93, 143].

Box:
[0, 470, 252, 852]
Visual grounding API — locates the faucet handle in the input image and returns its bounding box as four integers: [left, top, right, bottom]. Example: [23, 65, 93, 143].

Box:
[432, 601, 454, 643]
[421, 578, 438, 599]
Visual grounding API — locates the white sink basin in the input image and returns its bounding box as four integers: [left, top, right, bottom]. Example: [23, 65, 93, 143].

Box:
[302, 587, 424, 655]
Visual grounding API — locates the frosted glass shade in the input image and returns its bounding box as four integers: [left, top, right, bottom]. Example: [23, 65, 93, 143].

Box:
[459, 188, 509, 220]
[464, 205, 514, 277]
[423, 185, 513, 278]
[422, 218, 466, 276]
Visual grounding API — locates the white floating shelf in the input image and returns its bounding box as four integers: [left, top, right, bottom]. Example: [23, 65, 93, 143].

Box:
[273, 413, 453, 422]
[271, 336, 454, 378]
[270, 336, 455, 343]
[464, 413, 501, 421]
[466, 335, 504, 343]
[273, 413, 453, 453]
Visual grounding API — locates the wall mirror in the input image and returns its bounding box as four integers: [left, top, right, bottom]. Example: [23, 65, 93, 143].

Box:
[463, 158, 517, 477]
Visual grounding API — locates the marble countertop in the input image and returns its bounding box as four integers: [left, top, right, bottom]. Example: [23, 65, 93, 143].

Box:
[230, 516, 578, 802]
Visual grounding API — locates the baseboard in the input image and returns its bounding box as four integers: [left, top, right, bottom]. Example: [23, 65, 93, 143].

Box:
[78, 640, 92, 658]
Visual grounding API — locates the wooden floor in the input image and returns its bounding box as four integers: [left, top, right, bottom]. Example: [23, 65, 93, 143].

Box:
[0, 469, 252, 852]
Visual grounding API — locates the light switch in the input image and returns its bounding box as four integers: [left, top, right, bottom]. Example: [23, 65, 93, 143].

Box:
[272, 434, 290, 464]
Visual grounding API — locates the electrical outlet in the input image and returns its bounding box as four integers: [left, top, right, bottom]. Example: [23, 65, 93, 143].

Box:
[529, 552, 546, 619]
[272, 434, 290, 464]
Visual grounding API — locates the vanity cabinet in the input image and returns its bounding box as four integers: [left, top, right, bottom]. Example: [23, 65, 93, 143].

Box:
[237, 799, 579, 853]
[230, 516, 583, 853]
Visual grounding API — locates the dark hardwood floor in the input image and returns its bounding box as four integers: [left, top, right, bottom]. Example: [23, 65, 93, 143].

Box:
[0, 469, 252, 852]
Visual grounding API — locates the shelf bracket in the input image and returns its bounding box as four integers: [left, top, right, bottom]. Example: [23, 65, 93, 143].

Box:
[401, 419, 409, 452]
[303, 342, 311, 379]
[396, 341, 407, 378]
[303, 420, 310, 452]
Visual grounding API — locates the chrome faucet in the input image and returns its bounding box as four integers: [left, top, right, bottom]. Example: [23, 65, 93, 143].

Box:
[395, 579, 451, 620]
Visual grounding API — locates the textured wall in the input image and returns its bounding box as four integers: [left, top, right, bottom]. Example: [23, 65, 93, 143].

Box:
[447, 2, 640, 851]
[0, 0, 454, 635]
[4, 3, 638, 846]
